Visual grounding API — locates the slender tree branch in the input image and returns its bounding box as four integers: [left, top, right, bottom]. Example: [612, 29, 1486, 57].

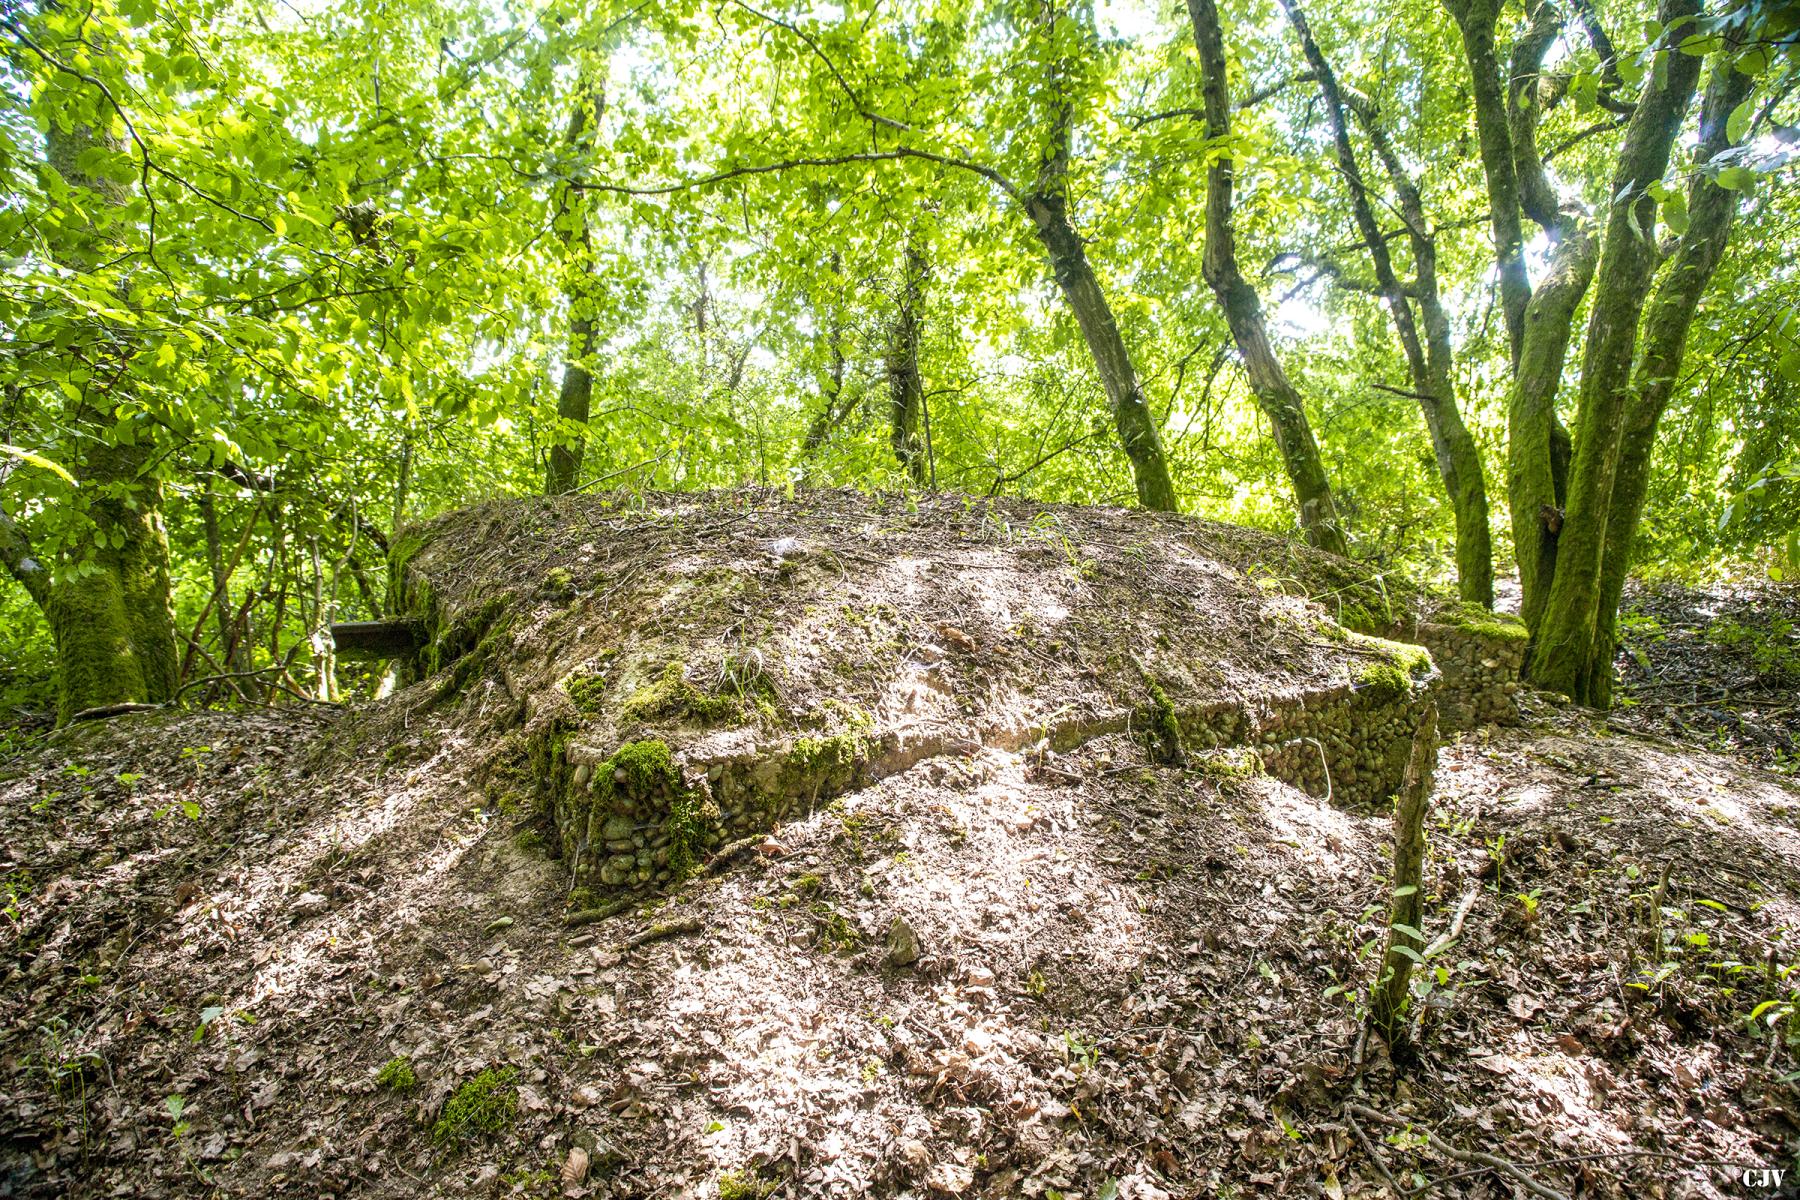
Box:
[730, 0, 912, 133]
[1569, 0, 1636, 114]
[3, 19, 174, 284]
[578, 149, 1021, 202]
[1128, 72, 1317, 126]
[1543, 114, 1629, 163]
[4, 18, 359, 271]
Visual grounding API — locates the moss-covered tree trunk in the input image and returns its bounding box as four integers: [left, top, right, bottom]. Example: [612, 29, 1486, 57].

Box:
[1186, 0, 1347, 555]
[1582, 63, 1753, 708]
[1024, 195, 1177, 511]
[34, 423, 180, 722]
[11, 67, 181, 722]
[1449, 0, 1592, 629]
[1507, 226, 1595, 634]
[546, 311, 597, 496]
[1528, 0, 1703, 704]
[1023, 11, 1179, 514]
[1443, 0, 1531, 366]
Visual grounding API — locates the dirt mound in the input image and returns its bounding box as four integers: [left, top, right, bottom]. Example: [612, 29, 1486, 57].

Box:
[389, 491, 1433, 903]
[1, 491, 1796, 1199]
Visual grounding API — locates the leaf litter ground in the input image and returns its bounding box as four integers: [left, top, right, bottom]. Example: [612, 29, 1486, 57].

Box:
[1, 491, 1796, 1199]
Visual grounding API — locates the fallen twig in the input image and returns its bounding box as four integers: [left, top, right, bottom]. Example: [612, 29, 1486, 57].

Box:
[1344, 1108, 1407, 1197]
[703, 835, 763, 875]
[68, 702, 164, 723]
[1346, 1102, 1572, 1200]
[564, 899, 634, 927]
[608, 916, 703, 954]
[1424, 883, 1482, 959]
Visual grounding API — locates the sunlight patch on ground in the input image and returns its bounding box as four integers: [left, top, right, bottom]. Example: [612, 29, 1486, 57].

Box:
[1259, 780, 1368, 876]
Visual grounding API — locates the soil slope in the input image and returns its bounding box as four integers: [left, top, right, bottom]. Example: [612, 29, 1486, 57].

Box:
[0, 491, 1796, 1200]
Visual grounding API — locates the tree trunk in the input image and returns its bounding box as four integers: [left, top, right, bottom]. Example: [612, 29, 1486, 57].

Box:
[267, 495, 287, 660]
[200, 482, 250, 673]
[1024, 194, 1179, 511]
[802, 254, 850, 460]
[1284, 0, 1491, 601]
[546, 310, 596, 495]
[1529, 0, 1704, 704]
[1443, 0, 1531, 367]
[545, 79, 606, 496]
[1372, 703, 1438, 1052]
[1586, 62, 1753, 708]
[1447, 0, 1590, 625]
[887, 236, 929, 487]
[1025, 6, 1178, 513]
[18, 74, 180, 723]
[391, 428, 413, 535]
[1509, 225, 1597, 633]
[1186, 0, 1347, 554]
[44, 435, 180, 722]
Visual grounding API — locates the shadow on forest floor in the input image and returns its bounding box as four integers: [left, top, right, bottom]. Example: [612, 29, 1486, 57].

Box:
[1, 495, 1796, 1198]
[1610, 577, 1800, 773]
[0, 702, 1796, 1199]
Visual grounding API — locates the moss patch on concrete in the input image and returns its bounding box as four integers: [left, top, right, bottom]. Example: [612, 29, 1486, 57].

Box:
[783, 731, 867, 796]
[1341, 631, 1433, 704]
[609, 738, 679, 792]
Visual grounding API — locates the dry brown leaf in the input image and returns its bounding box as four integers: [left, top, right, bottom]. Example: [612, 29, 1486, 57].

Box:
[561, 1146, 590, 1186]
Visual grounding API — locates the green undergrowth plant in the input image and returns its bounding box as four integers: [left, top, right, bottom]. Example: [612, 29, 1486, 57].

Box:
[1140, 680, 1184, 765]
[1705, 615, 1800, 685]
[1619, 868, 1800, 1059]
[716, 649, 780, 715]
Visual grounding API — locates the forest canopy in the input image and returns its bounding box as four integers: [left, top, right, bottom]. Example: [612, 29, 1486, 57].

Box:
[1, 0, 1797, 720]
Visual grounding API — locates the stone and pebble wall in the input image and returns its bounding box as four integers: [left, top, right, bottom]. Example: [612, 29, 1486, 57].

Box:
[1403, 614, 1529, 731]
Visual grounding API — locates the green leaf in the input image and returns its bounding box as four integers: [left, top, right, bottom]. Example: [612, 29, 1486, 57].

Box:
[1661, 188, 1689, 237]
[1726, 96, 1754, 145]
[1716, 166, 1756, 191]
[1, 445, 76, 484]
